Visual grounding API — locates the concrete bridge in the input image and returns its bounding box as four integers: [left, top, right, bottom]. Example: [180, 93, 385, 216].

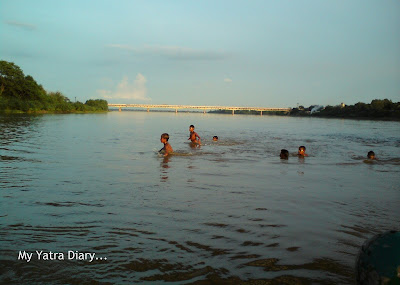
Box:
[108, 104, 291, 115]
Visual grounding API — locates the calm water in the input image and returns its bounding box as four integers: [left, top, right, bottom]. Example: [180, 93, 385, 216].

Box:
[1, 112, 399, 284]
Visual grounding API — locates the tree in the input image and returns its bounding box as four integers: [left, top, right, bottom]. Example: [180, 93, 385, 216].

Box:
[0, 60, 25, 99]
[85, 99, 108, 111]
[382, 99, 394, 110]
[0, 60, 45, 100]
[355, 102, 368, 111]
[371, 99, 384, 111]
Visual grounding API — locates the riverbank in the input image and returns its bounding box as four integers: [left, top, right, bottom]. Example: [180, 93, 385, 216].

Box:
[210, 109, 400, 121]
[0, 109, 109, 114]
[290, 99, 400, 121]
[291, 113, 400, 122]
[107, 108, 400, 122]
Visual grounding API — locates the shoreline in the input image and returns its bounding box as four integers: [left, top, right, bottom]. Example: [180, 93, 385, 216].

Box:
[107, 109, 400, 122]
[2, 109, 399, 122]
[292, 114, 400, 122]
[0, 110, 109, 115]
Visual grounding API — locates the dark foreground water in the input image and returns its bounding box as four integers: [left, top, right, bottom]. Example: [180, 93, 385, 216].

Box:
[1, 112, 399, 284]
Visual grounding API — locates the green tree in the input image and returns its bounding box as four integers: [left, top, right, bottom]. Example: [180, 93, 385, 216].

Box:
[85, 99, 108, 111]
[0, 60, 25, 99]
[23, 75, 46, 100]
[73, 101, 86, 111]
[371, 99, 384, 110]
[0, 60, 46, 101]
[355, 102, 368, 111]
[382, 99, 394, 110]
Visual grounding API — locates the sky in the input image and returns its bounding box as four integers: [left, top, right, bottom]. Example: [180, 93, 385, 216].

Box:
[1, 0, 399, 108]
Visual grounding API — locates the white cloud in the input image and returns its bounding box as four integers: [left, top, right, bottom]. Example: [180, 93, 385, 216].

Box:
[97, 74, 151, 101]
[107, 44, 227, 60]
[107, 44, 131, 49]
[6, 21, 36, 31]
[224, 77, 232, 83]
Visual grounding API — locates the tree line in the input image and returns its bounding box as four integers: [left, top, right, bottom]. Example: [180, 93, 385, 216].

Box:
[209, 99, 400, 120]
[291, 99, 400, 120]
[0, 60, 108, 113]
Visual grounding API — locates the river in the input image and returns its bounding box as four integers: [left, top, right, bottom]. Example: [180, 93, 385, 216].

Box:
[1, 111, 399, 284]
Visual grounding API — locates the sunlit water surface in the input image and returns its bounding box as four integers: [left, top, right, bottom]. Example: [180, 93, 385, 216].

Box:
[1, 112, 399, 284]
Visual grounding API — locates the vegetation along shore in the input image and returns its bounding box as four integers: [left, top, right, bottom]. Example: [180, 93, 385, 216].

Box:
[0, 60, 107, 113]
[290, 100, 400, 121]
[211, 100, 400, 120]
[1, 60, 399, 120]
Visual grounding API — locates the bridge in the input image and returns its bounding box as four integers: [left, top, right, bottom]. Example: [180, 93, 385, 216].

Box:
[108, 104, 291, 115]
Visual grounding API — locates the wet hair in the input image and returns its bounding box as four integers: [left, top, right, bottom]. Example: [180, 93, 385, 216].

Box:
[161, 133, 169, 141]
[280, 149, 289, 159]
[367, 151, 375, 159]
[213, 136, 218, 140]
[189, 125, 195, 129]
[299, 146, 306, 151]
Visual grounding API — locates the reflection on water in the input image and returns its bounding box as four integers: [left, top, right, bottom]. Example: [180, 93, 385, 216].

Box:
[1, 112, 400, 284]
[160, 156, 170, 182]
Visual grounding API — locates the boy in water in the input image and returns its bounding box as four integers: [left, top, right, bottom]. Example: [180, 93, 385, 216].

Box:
[280, 149, 289, 159]
[213, 136, 218, 141]
[159, 133, 173, 157]
[297, 146, 308, 157]
[188, 125, 201, 145]
[367, 151, 376, 159]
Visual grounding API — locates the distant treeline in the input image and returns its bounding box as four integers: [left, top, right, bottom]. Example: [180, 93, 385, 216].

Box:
[292, 99, 400, 120]
[0, 60, 108, 113]
[204, 100, 400, 120]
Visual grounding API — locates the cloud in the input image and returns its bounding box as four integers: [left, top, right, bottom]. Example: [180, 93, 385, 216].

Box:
[224, 77, 232, 83]
[97, 74, 151, 101]
[5, 21, 36, 31]
[107, 44, 227, 61]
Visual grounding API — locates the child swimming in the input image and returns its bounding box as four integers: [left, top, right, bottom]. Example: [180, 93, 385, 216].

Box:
[280, 149, 289, 159]
[367, 151, 376, 159]
[297, 146, 308, 157]
[159, 133, 173, 156]
[213, 136, 218, 141]
[188, 125, 201, 145]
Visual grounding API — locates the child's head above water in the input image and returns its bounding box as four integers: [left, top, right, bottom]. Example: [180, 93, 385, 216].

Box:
[160, 133, 169, 141]
[189, 125, 195, 131]
[160, 133, 173, 156]
[213, 136, 218, 141]
[280, 149, 289, 159]
[298, 146, 306, 155]
[367, 151, 375, 159]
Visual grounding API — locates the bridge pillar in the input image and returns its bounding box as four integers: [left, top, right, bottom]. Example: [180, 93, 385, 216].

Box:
[147, 108, 149, 112]
[119, 107, 121, 112]
[232, 110, 235, 115]
[260, 111, 263, 116]
[175, 109, 178, 113]
[203, 109, 206, 114]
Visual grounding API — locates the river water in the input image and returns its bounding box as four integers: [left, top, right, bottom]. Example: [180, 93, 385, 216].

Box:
[1, 111, 399, 284]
